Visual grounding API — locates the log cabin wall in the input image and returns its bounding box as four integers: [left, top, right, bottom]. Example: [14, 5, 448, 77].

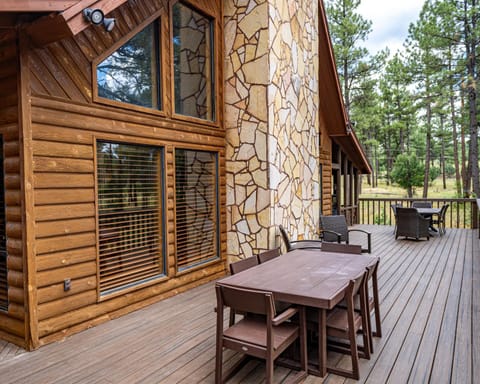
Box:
[16, 0, 226, 348]
[0, 30, 27, 348]
[319, 112, 332, 216]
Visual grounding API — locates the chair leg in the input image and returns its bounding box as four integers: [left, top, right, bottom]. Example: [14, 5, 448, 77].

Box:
[215, 339, 223, 384]
[266, 358, 274, 384]
[349, 331, 360, 380]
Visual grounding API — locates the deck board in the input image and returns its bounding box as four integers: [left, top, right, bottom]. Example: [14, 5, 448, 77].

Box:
[0, 226, 478, 384]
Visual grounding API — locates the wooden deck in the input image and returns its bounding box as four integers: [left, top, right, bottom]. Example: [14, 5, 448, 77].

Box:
[0, 225, 478, 383]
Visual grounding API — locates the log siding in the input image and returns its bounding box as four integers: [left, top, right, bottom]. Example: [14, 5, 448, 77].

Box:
[0, 30, 26, 347]
[0, 0, 226, 348]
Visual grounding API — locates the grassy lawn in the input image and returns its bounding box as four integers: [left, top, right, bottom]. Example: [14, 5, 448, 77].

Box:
[360, 177, 460, 199]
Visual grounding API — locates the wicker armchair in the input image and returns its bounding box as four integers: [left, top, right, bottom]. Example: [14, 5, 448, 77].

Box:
[432, 204, 449, 236]
[395, 207, 430, 240]
[319, 215, 372, 253]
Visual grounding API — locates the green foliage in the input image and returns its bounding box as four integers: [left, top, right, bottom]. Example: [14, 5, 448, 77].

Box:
[325, 0, 479, 197]
[445, 163, 456, 178]
[429, 166, 441, 184]
[373, 210, 386, 225]
[391, 154, 425, 197]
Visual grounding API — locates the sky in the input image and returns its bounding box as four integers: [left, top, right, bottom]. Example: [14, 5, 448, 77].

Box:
[357, 0, 425, 55]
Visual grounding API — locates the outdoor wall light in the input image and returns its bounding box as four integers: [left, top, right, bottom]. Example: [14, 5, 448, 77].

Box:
[103, 18, 116, 32]
[83, 8, 116, 32]
[83, 8, 104, 25]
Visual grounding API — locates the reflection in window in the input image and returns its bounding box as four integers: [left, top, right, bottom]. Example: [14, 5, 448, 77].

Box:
[175, 149, 219, 271]
[173, 3, 214, 121]
[97, 23, 161, 109]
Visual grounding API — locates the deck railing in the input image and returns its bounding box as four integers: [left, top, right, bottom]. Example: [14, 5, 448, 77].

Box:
[358, 198, 479, 230]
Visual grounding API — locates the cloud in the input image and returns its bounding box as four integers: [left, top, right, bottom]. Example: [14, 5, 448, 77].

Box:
[357, 0, 424, 54]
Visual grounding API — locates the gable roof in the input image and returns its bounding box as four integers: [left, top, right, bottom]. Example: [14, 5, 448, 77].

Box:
[318, 0, 372, 174]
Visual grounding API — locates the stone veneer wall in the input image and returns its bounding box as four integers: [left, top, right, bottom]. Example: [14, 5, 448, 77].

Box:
[224, 0, 320, 262]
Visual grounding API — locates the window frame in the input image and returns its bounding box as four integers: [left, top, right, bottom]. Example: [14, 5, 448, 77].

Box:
[170, 0, 217, 124]
[94, 137, 167, 300]
[91, 1, 221, 128]
[173, 147, 220, 275]
[92, 11, 169, 117]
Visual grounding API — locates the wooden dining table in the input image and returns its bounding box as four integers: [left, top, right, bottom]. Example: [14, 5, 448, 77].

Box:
[217, 248, 379, 377]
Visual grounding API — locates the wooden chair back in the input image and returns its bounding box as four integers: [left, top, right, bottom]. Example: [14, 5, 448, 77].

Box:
[366, 259, 382, 339]
[217, 284, 275, 317]
[229, 255, 259, 275]
[321, 242, 362, 254]
[258, 248, 281, 263]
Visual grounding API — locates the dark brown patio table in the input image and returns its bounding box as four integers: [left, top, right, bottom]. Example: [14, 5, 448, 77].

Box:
[416, 207, 442, 232]
[217, 248, 379, 377]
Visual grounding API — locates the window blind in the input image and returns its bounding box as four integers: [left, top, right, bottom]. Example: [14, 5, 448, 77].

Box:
[97, 141, 164, 295]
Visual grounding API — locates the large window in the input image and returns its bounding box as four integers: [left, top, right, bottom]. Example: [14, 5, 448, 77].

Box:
[95, 3, 216, 122]
[172, 2, 215, 121]
[175, 149, 219, 271]
[97, 22, 161, 109]
[97, 141, 165, 296]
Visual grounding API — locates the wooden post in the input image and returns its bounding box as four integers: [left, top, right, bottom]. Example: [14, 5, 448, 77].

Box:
[18, 31, 38, 350]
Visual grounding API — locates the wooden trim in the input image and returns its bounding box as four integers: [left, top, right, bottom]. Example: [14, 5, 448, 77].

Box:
[168, 0, 221, 127]
[32, 96, 226, 140]
[61, 0, 129, 36]
[25, 0, 129, 46]
[93, 138, 101, 300]
[91, 8, 164, 65]
[18, 32, 38, 350]
[0, 1, 79, 12]
[90, 8, 173, 122]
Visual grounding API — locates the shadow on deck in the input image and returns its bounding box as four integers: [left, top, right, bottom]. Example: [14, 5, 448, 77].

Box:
[0, 225, 478, 383]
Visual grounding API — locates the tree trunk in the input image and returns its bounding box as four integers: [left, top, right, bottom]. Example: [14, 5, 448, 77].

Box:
[450, 83, 461, 196]
[440, 115, 446, 189]
[423, 93, 432, 198]
[460, 90, 470, 196]
[465, 0, 479, 196]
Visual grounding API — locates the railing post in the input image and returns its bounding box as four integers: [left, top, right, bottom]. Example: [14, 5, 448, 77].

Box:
[476, 199, 480, 237]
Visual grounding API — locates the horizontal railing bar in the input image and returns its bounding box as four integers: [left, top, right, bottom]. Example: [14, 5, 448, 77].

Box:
[357, 197, 478, 230]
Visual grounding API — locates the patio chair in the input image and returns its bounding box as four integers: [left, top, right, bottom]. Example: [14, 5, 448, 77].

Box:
[395, 207, 430, 240]
[411, 201, 432, 208]
[306, 272, 370, 380]
[321, 242, 362, 254]
[278, 225, 323, 252]
[229, 255, 259, 275]
[391, 203, 402, 234]
[365, 259, 382, 341]
[258, 247, 281, 263]
[432, 204, 449, 236]
[325, 245, 381, 353]
[215, 284, 307, 384]
[228, 256, 259, 325]
[319, 215, 372, 253]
